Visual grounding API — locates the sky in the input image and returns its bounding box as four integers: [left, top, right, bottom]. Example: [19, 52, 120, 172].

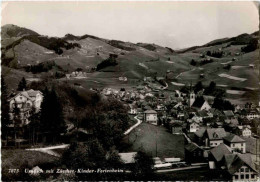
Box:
[1, 1, 259, 49]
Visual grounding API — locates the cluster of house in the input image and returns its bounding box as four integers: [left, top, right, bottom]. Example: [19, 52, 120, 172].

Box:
[118, 76, 128, 82]
[65, 71, 87, 78]
[101, 85, 260, 180]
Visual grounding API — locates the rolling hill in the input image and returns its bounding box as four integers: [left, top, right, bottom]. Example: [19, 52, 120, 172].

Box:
[1, 24, 259, 105]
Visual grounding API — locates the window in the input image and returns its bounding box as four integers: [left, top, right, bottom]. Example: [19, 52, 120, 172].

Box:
[233, 144, 235, 147]
[245, 174, 249, 179]
[240, 168, 244, 172]
[245, 168, 249, 172]
[241, 175, 244, 179]
[251, 174, 255, 179]
[241, 143, 243, 146]
[235, 175, 239, 180]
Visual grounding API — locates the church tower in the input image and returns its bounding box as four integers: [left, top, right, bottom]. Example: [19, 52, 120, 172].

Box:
[189, 91, 195, 107]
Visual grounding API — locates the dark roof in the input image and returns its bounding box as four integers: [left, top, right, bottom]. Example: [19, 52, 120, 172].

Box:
[223, 134, 245, 143]
[144, 110, 157, 114]
[192, 96, 206, 108]
[210, 143, 232, 162]
[223, 110, 234, 117]
[225, 153, 258, 175]
[194, 127, 206, 138]
[185, 142, 202, 152]
[207, 128, 226, 140]
[197, 110, 208, 117]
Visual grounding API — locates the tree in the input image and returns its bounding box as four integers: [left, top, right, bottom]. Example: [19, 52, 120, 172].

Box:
[40, 87, 66, 143]
[212, 97, 234, 111]
[17, 77, 27, 91]
[1, 76, 10, 142]
[12, 102, 21, 147]
[131, 151, 154, 180]
[193, 81, 203, 93]
[190, 59, 197, 66]
[28, 107, 41, 145]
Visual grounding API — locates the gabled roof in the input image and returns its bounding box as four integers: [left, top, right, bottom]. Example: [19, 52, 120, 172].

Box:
[185, 142, 202, 152]
[210, 143, 232, 162]
[223, 110, 234, 117]
[194, 127, 206, 138]
[207, 128, 226, 140]
[223, 134, 245, 143]
[225, 153, 258, 175]
[197, 110, 208, 117]
[192, 96, 206, 108]
[144, 110, 157, 114]
[8, 89, 43, 102]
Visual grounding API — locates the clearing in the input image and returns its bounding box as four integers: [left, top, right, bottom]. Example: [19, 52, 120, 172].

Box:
[122, 123, 185, 158]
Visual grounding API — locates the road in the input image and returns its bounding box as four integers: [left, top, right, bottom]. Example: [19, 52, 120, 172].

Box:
[124, 116, 142, 135]
[26, 144, 69, 157]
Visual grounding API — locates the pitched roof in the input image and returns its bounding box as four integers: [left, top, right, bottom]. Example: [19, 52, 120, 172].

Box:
[9, 89, 42, 102]
[185, 142, 202, 152]
[192, 96, 206, 108]
[223, 110, 234, 117]
[223, 134, 245, 143]
[194, 127, 206, 138]
[144, 110, 157, 114]
[197, 110, 208, 117]
[210, 143, 232, 162]
[207, 128, 227, 140]
[225, 153, 258, 175]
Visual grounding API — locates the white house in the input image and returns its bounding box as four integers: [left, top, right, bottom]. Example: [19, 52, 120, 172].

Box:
[188, 122, 200, 133]
[223, 134, 246, 154]
[144, 110, 158, 125]
[8, 89, 43, 126]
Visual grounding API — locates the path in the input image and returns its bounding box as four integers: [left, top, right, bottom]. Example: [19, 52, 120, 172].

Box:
[175, 68, 196, 79]
[124, 116, 142, 135]
[26, 144, 69, 157]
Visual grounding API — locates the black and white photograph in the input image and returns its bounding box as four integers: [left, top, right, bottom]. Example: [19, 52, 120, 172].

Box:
[1, 1, 260, 181]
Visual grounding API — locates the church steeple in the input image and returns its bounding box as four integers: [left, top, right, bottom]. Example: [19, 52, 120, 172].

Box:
[189, 90, 195, 107]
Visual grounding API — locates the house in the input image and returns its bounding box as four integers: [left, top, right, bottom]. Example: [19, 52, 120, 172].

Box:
[223, 134, 246, 153]
[119, 152, 137, 164]
[144, 110, 158, 125]
[194, 128, 227, 147]
[8, 89, 43, 127]
[129, 105, 137, 115]
[246, 109, 260, 120]
[237, 125, 252, 137]
[185, 142, 205, 164]
[187, 121, 200, 133]
[224, 153, 258, 181]
[170, 121, 183, 134]
[206, 128, 227, 147]
[208, 143, 232, 169]
[119, 76, 127, 81]
[224, 118, 239, 131]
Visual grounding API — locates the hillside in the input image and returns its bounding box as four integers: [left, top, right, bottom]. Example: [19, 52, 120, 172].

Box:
[1, 24, 259, 105]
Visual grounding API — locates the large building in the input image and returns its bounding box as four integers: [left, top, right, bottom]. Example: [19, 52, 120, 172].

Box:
[8, 89, 43, 127]
[144, 110, 158, 125]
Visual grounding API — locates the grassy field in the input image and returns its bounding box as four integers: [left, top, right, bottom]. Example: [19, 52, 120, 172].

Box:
[122, 123, 185, 158]
[1, 149, 58, 180]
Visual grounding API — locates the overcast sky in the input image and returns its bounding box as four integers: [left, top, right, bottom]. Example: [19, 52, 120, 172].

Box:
[1, 1, 259, 49]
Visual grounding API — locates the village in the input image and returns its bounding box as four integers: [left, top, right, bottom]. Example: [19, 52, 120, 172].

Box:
[98, 76, 260, 181]
[4, 73, 260, 181]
